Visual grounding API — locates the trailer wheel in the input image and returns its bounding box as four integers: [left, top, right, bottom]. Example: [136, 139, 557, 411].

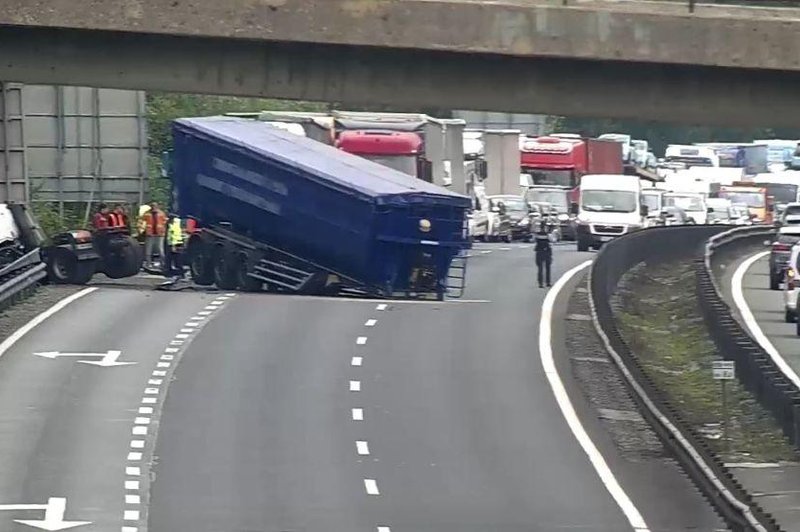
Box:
[235, 250, 264, 292]
[46, 248, 95, 285]
[213, 243, 239, 290]
[103, 236, 142, 279]
[187, 235, 214, 286]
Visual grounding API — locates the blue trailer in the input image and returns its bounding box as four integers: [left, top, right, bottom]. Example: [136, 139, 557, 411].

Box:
[169, 116, 470, 299]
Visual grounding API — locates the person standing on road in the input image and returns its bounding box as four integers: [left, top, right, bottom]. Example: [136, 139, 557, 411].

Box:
[534, 222, 553, 288]
[140, 202, 167, 268]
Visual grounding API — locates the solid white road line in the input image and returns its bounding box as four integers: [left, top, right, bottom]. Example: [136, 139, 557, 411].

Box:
[732, 251, 800, 389]
[0, 287, 97, 360]
[356, 441, 370, 455]
[364, 479, 380, 495]
[351, 356, 363, 367]
[357, 336, 368, 345]
[365, 319, 377, 327]
[349, 380, 361, 392]
[539, 260, 650, 532]
[352, 408, 364, 421]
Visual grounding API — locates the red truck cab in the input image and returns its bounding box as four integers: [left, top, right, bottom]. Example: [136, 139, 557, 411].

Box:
[336, 130, 431, 181]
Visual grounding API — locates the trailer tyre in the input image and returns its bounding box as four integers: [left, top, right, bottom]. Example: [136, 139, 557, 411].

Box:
[187, 236, 214, 286]
[213, 243, 239, 290]
[47, 249, 95, 285]
[235, 250, 264, 292]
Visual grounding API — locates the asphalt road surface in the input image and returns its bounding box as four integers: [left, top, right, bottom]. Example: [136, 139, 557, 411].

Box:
[0, 242, 721, 532]
[731, 251, 800, 377]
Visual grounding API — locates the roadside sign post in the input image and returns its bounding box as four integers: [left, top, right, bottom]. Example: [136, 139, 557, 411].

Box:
[712, 360, 735, 453]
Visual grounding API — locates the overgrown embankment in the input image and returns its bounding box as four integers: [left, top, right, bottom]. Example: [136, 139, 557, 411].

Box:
[613, 260, 797, 463]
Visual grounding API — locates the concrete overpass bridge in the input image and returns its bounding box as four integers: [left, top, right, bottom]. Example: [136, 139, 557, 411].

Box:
[1, 0, 799, 126]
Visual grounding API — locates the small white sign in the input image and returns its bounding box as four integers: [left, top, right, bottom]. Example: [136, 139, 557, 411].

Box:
[712, 360, 735, 380]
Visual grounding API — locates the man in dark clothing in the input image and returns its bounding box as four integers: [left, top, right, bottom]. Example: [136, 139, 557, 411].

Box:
[534, 222, 553, 288]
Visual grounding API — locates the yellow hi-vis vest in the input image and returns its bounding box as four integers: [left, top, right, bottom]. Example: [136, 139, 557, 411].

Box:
[167, 218, 184, 246]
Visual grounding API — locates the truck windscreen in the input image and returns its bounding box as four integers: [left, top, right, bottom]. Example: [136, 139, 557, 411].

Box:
[641, 193, 661, 211]
[763, 183, 798, 204]
[528, 189, 568, 212]
[719, 191, 765, 208]
[665, 156, 714, 167]
[364, 154, 417, 176]
[524, 169, 573, 188]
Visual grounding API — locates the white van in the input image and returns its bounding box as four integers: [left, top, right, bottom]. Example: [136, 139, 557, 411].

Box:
[575, 174, 646, 251]
[663, 192, 709, 224]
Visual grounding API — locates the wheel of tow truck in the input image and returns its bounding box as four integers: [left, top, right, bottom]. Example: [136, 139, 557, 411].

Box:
[235, 250, 264, 292]
[213, 243, 239, 290]
[187, 236, 214, 286]
[46, 248, 95, 285]
[103, 236, 142, 279]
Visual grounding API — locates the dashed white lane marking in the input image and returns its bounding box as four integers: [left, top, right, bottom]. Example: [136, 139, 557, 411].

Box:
[351, 356, 363, 367]
[733, 251, 800, 389]
[365, 319, 377, 327]
[364, 479, 380, 495]
[498, 247, 512, 251]
[377, 528, 391, 532]
[356, 441, 370, 455]
[352, 408, 364, 421]
[539, 260, 649, 532]
[480, 250, 492, 254]
[356, 336, 368, 345]
[0, 287, 96, 360]
[376, 304, 388, 311]
[120, 295, 235, 532]
[349, 380, 361, 392]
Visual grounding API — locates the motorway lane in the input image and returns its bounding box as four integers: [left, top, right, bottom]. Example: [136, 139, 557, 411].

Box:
[148, 243, 721, 531]
[0, 287, 222, 531]
[735, 253, 800, 376]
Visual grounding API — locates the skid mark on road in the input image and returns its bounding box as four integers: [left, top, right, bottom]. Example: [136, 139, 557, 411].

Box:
[121, 293, 236, 532]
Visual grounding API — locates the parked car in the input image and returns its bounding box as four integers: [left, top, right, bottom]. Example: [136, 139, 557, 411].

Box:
[488, 195, 533, 241]
[768, 225, 800, 290]
[776, 202, 800, 227]
[783, 242, 800, 323]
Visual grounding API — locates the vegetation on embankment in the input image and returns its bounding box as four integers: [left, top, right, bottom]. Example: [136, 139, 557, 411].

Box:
[613, 260, 797, 463]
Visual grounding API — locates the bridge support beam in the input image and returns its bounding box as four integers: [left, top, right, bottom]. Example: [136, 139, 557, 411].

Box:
[1, 26, 799, 127]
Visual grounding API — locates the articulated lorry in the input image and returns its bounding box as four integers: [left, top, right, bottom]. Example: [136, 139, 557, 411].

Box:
[169, 116, 471, 300]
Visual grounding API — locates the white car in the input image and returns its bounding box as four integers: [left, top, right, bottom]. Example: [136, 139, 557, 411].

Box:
[784, 242, 800, 325]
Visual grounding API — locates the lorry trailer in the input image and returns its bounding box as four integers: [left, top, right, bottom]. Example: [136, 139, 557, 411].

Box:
[170, 117, 471, 300]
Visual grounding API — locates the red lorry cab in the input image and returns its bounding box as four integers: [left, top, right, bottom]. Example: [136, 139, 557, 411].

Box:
[336, 130, 425, 179]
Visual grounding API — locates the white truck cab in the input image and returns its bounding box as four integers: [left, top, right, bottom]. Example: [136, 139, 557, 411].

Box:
[575, 174, 645, 251]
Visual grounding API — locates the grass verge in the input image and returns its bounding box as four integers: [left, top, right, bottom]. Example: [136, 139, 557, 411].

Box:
[614, 260, 797, 463]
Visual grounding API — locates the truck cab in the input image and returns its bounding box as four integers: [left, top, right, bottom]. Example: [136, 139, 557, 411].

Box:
[574, 174, 646, 251]
[336, 130, 430, 181]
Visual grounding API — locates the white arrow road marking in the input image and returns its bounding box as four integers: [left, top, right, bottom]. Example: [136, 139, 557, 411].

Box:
[8, 497, 91, 531]
[33, 351, 135, 367]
